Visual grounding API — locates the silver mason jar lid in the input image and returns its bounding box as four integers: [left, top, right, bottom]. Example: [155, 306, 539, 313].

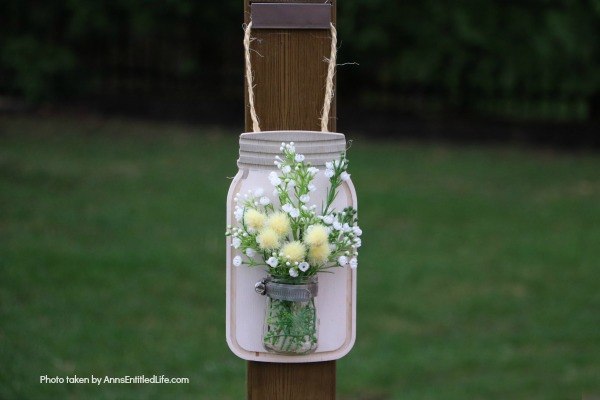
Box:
[255, 277, 319, 301]
[238, 131, 346, 170]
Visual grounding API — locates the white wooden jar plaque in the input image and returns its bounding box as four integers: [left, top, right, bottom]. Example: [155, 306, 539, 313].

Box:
[226, 131, 357, 363]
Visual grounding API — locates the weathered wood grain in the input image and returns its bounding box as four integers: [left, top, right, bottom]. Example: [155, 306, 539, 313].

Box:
[248, 361, 336, 400]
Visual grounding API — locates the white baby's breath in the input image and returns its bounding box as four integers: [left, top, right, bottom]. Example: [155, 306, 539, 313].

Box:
[233, 256, 242, 267]
[259, 196, 271, 206]
[349, 257, 358, 269]
[289, 268, 299, 278]
[232, 237, 242, 249]
[234, 206, 244, 222]
[267, 257, 278, 268]
[268, 171, 281, 186]
[298, 262, 310, 272]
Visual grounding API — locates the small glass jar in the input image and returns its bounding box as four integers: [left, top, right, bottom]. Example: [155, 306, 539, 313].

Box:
[258, 276, 319, 355]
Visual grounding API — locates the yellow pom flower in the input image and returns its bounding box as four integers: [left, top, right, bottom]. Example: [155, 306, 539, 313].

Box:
[308, 243, 331, 264]
[244, 209, 266, 230]
[267, 212, 291, 236]
[281, 241, 306, 263]
[257, 228, 280, 250]
[304, 224, 329, 247]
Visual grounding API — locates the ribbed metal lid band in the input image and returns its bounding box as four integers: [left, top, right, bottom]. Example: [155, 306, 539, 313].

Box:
[255, 278, 319, 301]
[238, 131, 346, 169]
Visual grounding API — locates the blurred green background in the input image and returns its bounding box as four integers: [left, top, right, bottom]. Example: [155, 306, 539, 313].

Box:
[1, 116, 599, 399]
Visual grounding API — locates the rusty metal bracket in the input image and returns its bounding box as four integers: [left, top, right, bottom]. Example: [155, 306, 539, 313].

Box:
[250, 2, 332, 29]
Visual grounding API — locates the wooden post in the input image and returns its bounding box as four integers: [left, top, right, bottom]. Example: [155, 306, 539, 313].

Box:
[243, 1, 337, 399]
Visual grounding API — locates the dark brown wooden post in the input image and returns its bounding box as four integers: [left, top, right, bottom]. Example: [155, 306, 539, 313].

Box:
[243, 1, 337, 399]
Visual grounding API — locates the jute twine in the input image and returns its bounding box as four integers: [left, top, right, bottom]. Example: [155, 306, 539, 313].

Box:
[243, 22, 338, 133]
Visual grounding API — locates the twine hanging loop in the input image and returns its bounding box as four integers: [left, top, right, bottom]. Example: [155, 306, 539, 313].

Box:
[243, 22, 337, 133]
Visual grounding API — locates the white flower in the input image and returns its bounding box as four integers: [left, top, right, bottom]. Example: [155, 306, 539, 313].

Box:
[338, 256, 348, 266]
[232, 237, 242, 249]
[254, 188, 264, 197]
[246, 248, 256, 257]
[333, 220, 343, 231]
[325, 161, 334, 170]
[287, 180, 296, 188]
[234, 206, 244, 222]
[322, 215, 334, 225]
[289, 208, 300, 218]
[298, 262, 310, 272]
[289, 268, 299, 277]
[354, 238, 362, 248]
[282, 203, 293, 213]
[282, 165, 292, 174]
[268, 171, 282, 186]
[267, 257, 278, 268]
[349, 257, 358, 269]
[233, 256, 242, 267]
[343, 223, 351, 232]
[307, 167, 319, 176]
[324, 169, 334, 178]
[295, 154, 305, 162]
[353, 226, 362, 236]
[259, 196, 271, 206]
[340, 171, 351, 181]
[300, 194, 310, 203]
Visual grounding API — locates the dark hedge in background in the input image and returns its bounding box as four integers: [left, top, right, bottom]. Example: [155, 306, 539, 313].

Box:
[1, 0, 599, 122]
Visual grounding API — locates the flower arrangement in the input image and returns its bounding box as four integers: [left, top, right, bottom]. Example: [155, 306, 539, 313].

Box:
[226, 142, 361, 354]
[226, 142, 361, 278]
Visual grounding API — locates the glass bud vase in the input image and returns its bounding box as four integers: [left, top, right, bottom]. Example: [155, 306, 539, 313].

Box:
[255, 276, 319, 355]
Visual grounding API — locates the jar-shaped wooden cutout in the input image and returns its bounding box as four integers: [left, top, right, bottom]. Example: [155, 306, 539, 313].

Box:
[226, 131, 358, 362]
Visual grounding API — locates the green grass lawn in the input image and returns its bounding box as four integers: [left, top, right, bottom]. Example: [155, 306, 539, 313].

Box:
[1, 116, 599, 399]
